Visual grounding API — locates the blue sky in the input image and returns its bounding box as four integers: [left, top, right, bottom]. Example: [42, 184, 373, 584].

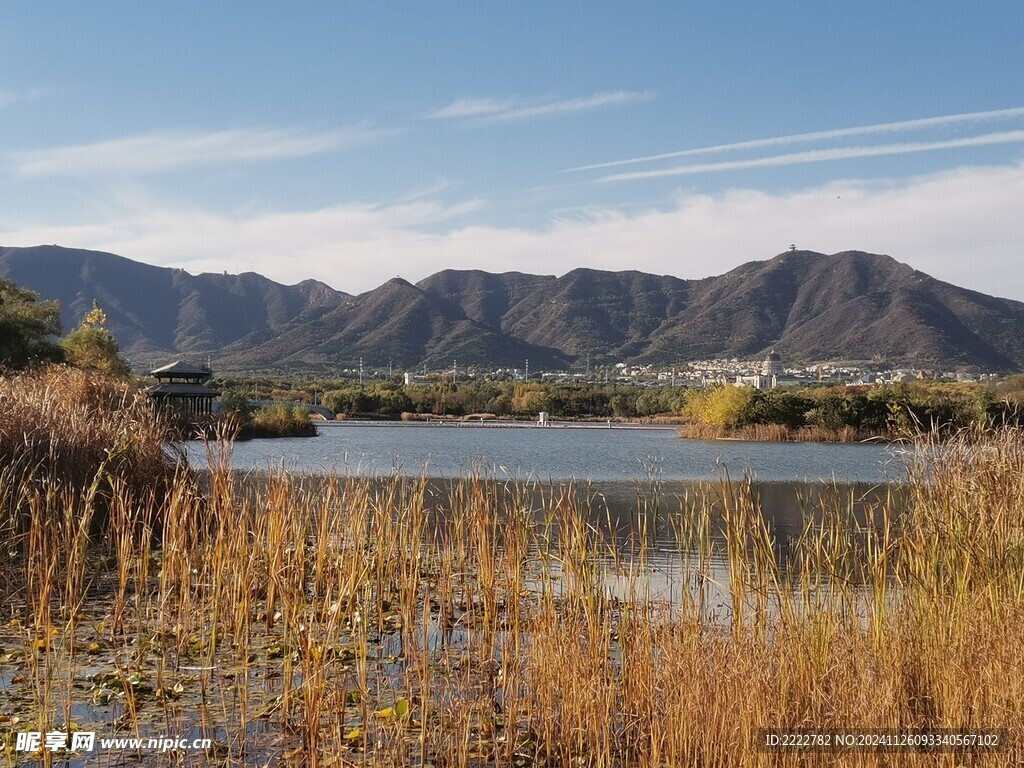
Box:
[3, 3, 1024, 298]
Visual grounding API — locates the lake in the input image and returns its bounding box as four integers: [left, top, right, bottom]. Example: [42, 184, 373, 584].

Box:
[182, 421, 902, 483]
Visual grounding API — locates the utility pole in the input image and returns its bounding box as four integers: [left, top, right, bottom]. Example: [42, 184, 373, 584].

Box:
[452, 359, 457, 384]
[359, 357, 364, 386]
[525, 359, 529, 382]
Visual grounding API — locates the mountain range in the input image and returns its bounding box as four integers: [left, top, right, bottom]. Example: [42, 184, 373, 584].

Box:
[3, 244, 1024, 372]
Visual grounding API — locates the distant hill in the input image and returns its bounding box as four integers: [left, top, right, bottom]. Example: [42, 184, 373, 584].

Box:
[415, 251, 1024, 371]
[417, 267, 692, 360]
[0, 245, 347, 366]
[3, 244, 1024, 372]
[218, 277, 570, 370]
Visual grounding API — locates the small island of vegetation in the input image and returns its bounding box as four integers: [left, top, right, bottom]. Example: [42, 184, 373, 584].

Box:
[679, 380, 1024, 441]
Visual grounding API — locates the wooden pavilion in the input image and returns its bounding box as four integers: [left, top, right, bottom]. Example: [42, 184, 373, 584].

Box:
[147, 361, 217, 415]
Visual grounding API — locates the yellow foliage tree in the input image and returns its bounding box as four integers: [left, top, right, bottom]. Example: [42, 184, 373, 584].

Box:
[683, 384, 756, 427]
[512, 383, 548, 414]
[84, 302, 107, 327]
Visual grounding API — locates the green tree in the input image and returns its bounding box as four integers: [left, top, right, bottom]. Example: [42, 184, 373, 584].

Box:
[0, 276, 63, 369]
[218, 389, 254, 426]
[746, 391, 810, 428]
[60, 301, 131, 378]
[369, 383, 412, 415]
[609, 391, 637, 418]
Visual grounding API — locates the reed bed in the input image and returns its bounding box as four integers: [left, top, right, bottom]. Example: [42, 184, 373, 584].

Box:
[0, 365, 179, 538]
[240, 404, 318, 439]
[1, 372, 1023, 766]
[677, 423, 870, 443]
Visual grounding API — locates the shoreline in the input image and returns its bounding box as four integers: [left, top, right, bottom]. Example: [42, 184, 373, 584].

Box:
[319, 418, 679, 431]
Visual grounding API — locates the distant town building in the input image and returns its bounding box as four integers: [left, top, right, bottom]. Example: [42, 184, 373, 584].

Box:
[735, 350, 789, 390]
[735, 373, 775, 390]
[763, 350, 785, 378]
[147, 360, 216, 415]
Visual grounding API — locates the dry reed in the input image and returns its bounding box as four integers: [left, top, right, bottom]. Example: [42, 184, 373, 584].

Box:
[678, 423, 871, 443]
[1, 371, 1022, 766]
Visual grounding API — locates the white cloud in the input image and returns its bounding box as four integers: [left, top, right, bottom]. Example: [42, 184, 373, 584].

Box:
[3, 159, 1024, 302]
[596, 131, 1024, 182]
[13, 124, 395, 177]
[566, 105, 1024, 172]
[428, 91, 654, 123]
[427, 97, 517, 119]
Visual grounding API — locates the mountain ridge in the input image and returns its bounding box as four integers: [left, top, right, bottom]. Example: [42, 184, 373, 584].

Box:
[3, 244, 1023, 372]
[0, 245, 348, 358]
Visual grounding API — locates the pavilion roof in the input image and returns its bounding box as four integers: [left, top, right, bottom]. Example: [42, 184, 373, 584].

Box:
[149, 360, 212, 378]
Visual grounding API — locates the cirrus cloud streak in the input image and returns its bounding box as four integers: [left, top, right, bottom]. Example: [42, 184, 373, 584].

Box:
[13, 124, 396, 177]
[595, 131, 1024, 182]
[427, 91, 654, 123]
[567, 105, 1024, 173]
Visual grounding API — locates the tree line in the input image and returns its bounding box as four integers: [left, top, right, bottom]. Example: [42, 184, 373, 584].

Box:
[215, 379, 688, 420]
[219, 376, 1023, 435]
[213, 374, 1024, 437]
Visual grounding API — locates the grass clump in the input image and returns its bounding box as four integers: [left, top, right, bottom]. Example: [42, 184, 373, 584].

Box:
[215, 390, 317, 438]
[240, 403, 317, 438]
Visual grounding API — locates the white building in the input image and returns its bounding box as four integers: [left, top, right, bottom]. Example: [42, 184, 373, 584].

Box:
[763, 349, 785, 378]
[735, 350, 786, 390]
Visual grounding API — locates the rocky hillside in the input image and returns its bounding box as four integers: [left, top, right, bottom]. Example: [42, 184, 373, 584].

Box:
[0, 245, 347, 364]
[4, 245, 1024, 371]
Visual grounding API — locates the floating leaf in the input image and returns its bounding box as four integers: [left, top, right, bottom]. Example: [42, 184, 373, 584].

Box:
[265, 641, 285, 658]
[92, 687, 114, 705]
[155, 681, 184, 700]
[376, 698, 410, 720]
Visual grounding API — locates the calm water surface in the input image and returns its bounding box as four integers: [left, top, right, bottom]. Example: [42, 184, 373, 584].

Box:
[184, 421, 902, 483]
